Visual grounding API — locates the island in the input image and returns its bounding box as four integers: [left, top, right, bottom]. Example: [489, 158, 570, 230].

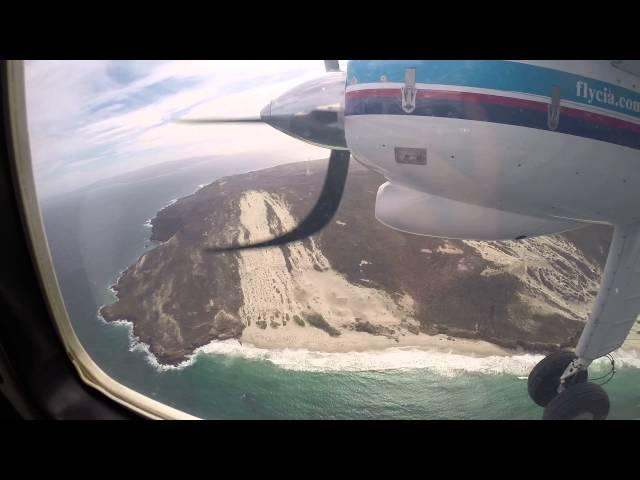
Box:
[100, 159, 613, 365]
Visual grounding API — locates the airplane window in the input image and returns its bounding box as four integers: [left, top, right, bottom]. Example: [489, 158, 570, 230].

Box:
[23, 60, 640, 420]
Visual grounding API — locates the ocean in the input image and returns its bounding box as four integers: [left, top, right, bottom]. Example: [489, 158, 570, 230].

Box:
[39, 156, 640, 419]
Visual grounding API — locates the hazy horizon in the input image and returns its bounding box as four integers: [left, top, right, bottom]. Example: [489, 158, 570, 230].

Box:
[26, 61, 338, 199]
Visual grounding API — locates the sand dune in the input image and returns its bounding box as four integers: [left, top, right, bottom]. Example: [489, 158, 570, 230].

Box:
[237, 190, 430, 351]
[464, 236, 602, 321]
[234, 190, 628, 356]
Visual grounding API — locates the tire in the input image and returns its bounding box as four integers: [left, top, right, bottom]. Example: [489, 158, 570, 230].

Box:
[528, 352, 588, 407]
[543, 382, 610, 420]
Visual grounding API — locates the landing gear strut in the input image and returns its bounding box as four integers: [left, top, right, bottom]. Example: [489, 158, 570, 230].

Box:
[526, 223, 640, 420]
[528, 352, 587, 407]
[527, 352, 610, 420]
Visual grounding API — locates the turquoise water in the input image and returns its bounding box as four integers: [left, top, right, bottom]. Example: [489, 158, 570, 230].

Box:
[39, 157, 640, 419]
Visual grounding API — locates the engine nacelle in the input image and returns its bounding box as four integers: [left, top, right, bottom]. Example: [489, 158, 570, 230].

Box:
[375, 182, 584, 241]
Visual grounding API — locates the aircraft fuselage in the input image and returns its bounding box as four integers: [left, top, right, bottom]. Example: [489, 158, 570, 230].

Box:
[344, 60, 640, 239]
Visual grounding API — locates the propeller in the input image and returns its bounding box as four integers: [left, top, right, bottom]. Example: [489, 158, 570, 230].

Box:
[177, 60, 351, 252]
[204, 149, 350, 252]
[176, 117, 262, 124]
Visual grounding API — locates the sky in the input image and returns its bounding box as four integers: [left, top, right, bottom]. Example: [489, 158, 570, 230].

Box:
[25, 60, 337, 199]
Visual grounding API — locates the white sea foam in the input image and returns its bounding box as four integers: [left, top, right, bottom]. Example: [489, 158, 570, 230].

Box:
[196, 341, 545, 375]
[193, 341, 640, 375]
[104, 317, 200, 371]
[97, 325, 640, 376]
[106, 268, 128, 301]
[142, 198, 177, 228]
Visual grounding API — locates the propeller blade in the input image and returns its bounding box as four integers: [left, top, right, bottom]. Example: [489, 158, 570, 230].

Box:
[204, 149, 351, 253]
[175, 117, 263, 124]
[324, 60, 340, 72]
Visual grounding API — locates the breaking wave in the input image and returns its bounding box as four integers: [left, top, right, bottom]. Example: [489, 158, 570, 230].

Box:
[94, 315, 640, 376]
[96, 315, 198, 371]
[193, 341, 640, 376]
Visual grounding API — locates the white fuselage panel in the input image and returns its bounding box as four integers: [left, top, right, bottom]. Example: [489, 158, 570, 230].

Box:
[344, 60, 640, 228]
[345, 114, 640, 225]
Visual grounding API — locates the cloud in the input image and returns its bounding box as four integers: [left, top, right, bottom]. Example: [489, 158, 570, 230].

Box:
[25, 60, 335, 199]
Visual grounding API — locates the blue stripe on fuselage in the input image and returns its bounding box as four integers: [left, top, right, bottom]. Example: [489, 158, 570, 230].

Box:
[346, 60, 640, 120]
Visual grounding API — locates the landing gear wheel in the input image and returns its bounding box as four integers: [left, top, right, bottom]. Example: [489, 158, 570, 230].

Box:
[528, 351, 588, 407]
[543, 382, 610, 420]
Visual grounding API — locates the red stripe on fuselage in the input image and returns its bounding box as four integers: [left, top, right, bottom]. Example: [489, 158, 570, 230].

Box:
[345, 88, 640, 134]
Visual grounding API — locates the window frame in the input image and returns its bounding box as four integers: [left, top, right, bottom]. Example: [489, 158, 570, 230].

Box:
[4, 60, 198, 420]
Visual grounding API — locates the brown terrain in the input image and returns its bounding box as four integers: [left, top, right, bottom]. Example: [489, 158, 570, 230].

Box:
[101, 159, 614, 365]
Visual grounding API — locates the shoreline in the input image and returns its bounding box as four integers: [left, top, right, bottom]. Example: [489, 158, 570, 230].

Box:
[98, 298, 640, 374]
[138, 327, 640, 375]
[241, 325, 514, 357]
[99, 300, 640, 373]
[98, 165, 640, 373]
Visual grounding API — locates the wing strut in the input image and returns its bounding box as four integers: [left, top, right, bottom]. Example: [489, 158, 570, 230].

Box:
[576, 222, 640, 361]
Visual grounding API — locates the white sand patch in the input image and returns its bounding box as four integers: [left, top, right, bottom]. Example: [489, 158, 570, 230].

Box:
[436, 243, 464, 255]
[464, 236, 602, 320]
[457, 258, 469, 272]
[236, 190, 416, 347]
[241, 327, 510, 358]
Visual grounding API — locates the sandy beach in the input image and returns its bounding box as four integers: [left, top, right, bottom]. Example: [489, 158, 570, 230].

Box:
[233, 189, 516, 358]
[242, 323, 512, 356]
